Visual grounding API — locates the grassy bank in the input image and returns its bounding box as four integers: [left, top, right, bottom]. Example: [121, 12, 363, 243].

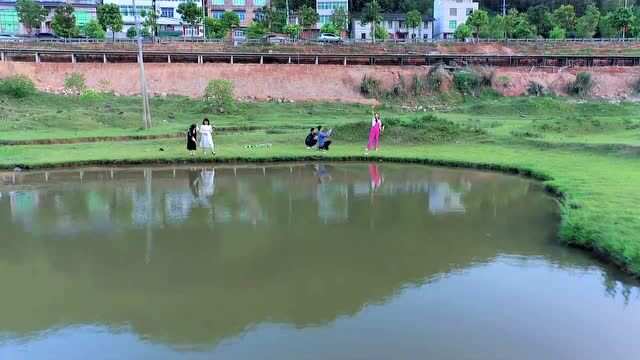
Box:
[1, 93, 639, 276]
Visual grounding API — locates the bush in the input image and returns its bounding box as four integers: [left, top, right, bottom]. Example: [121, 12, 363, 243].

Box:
[64, 72, 86, 92]
[527, 81, 546, 96]
[126, 26, 150, 38]
[549, 26, 566, 40]
[204, 79, 235, 113]
[567, 72, 596, 98]
[83, 20, 106, 39]
[453, 71, 479, 96]
[80, 89, 102, 103]
[498, 75, 511, 88]
[412, 73, 425, 95]
[634, 77, 640, 94]
[360, 75, 381, 96]
[0, 75, 37, 98]
[387, 75, 408, 99]
[426, 65, 450, 92]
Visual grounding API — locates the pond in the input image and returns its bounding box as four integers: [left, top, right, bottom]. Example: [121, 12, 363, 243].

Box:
[0, 163, 639, 360]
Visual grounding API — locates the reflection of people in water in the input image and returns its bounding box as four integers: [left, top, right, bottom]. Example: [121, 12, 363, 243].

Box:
[314, 164, 332, 183]
[188, 168, 200, 198]
[368, 163, 383, 192]
[201, 169, 215, 198]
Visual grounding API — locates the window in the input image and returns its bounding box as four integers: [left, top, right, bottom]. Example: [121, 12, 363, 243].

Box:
[361, 32, 366, 39]
[161, 8, 174, 17]
[233, 0, 245, 5]
[455, 0, 463, 2]
[387, 21, 392, 28]
[449, 8, 457, 16]
[424, 22, 429, 29]
[449, 20, 457, 29]
[212, 11, 224, 19]
[254, 0, 266, 5]
[74, 11, 90, 27]
[212, 0, 224, 4]
[119, 6, 151, 16]
[0, 9, 18, 34]
[317, 1, 348, 10]
[466, 8, 473, 15]
[234, 29, 244, 37]
[235, 11, 245, 21]
[319, 15, 331, 24]
[423, 33, 428, 39]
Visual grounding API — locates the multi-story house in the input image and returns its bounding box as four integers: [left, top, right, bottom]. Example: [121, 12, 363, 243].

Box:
[0, 0, 98, 35]
[103, 0, 205, 38]
[433, 0, 478, 39]
[209, 0, 267, 37]
[351, 13, 433, 41]
[316, 0, 346, 30]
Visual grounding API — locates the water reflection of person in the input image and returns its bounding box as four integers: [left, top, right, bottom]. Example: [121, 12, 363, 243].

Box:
[201, 169, 215, 198]
[368, 163, 383, 192]
[314, 164, 332, 184]
[188, 168, 200, 199]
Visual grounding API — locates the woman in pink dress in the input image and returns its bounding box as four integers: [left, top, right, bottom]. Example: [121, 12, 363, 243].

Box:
[366, 111, 383, 153]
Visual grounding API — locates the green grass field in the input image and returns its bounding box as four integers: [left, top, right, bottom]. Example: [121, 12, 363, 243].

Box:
[1, 92, 639, 275]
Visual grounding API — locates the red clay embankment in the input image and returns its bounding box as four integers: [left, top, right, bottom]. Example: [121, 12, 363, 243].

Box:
[1, 62, 639, 102]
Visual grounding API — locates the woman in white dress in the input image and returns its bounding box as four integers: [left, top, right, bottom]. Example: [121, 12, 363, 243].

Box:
[198, 118, 215, 155]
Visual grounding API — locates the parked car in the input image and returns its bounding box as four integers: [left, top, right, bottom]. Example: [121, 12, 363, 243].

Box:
[317, 33, 341, 43]
[0, 33, 22, 42]
[261, 34, 291, 43]
[35, 33, 62, 40]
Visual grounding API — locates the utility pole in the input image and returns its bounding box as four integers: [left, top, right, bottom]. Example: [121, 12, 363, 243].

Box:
[132, 0, 152, 129]
[202, 0, 207, 37]
[285, 0, 290, 25]
[623, 0, 628, 40]
[152, 0, 157, 38]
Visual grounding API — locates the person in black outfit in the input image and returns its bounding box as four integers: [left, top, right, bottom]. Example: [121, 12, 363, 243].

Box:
[305, 127, 317, 149]
[187, 124, 197, 156]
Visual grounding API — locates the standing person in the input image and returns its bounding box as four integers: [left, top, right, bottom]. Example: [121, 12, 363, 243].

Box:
[187, 124, 198, 156]
[317, 125, 333, 151]
[366, 110, 383, 154]
[305, 127, 318, 149]
[198, 118, 215, 155]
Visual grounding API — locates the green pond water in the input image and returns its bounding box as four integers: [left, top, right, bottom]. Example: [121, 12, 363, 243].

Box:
[0, 163, 639, 360]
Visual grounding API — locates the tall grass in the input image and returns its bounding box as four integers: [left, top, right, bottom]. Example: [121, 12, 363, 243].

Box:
[566, 72, 596, 98]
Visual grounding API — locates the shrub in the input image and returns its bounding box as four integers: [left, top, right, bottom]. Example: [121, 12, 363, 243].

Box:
[527, 81, 546, 96]
[389, 75, 408, 99]
[80, 88, 102, 103]
[126, 26, 150, 38]
[634, 77, 640, 94]
[0, 75, 37, 98]
[412, 73, 426, 96]
[64, 72, 86, 92]
[566, 72, 596, 98]
[453, 71, 479, 96]
[426, 65, 450, 92]
[83, 20, 106, 39]
[204, 79, 235, 113]
[360, 75, 381, 96]
[549, 26, 566, 40]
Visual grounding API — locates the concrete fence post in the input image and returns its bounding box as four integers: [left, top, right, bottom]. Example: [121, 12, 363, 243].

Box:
[230, 55, 234, 64]
[167, 55, 171, 63]
[103, 54, 107, 64]
[260, 55, 263, 64]
[35, 52, 40, 63]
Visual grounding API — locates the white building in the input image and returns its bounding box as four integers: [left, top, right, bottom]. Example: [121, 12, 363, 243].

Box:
[316, 0, 347, 30]
[0, 0, 98, 35]
[103, 0, 203, 38]
[351, 13, 433, 41]
[433, 0, 478, 39]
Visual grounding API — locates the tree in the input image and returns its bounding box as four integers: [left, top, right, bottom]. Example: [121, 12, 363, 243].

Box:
[480, 15, 504, 39]
[283, 23, 302, 39]
[299, 5, 319, 29]
[549, 26, 566, 39]
[97, 4, 124, 41]
[598, 12, 619, 38]
[126, 26, 150, 38]
[320, 22, 340, 36]
[575, 4, 601, 38]
[612, 7, 635, 38]
[204, 17, 228, 39]
[221, 11, 240, 29]
[142, 8, 160, 38]
[331, 7, 349, 33]
[83, 19, 106, 39]
[16, 0, 48, 36]
[504, 8, 521, 38]
[374, 24, 389, 39]
[245, 21, 268, 39]
[512, 17, 536, 38]
[361, 0, 383, 41]
[405, 10, 422, 41]
[258, 6, 286, 33]
[552, 5, 577, 33]
[177, 1, 202, 36]
[527, 5, 553, 38]
[51, 4, 78, 38]
[453, 23, 472, 39]
[466, 9, 488, 35]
